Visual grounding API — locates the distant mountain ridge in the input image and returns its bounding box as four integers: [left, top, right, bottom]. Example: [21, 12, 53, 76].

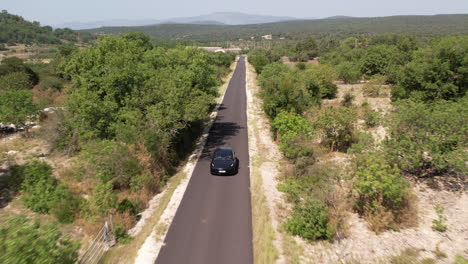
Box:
[54, 12, 298, 29]
[82, 14, 468, 41]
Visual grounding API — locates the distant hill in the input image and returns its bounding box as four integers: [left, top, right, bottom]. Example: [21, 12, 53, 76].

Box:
[0, 10, 93, 44]
[163, 12, 297, 25]
[55, 19, 162, 30]
[56, 12, 297, 30]
[82, 14, 468, 41]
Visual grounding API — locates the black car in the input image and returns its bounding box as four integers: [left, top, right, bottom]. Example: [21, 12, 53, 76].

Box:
[210, 147, 239, 175]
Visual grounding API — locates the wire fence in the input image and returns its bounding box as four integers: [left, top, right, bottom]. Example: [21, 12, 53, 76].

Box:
[79, 217, 115, 264]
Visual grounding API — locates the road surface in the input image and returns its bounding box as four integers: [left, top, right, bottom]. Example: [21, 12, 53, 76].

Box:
[156, 56, 253, 264]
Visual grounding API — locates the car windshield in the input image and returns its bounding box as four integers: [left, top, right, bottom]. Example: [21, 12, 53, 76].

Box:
[214, 150, 233, 161]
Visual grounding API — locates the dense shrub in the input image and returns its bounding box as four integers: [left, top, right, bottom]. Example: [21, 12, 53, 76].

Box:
[86, 181, 118, 216]
[258, 63, 335, 120]
[272, 111, 314, 159]
[384, 98, 467, 176]
[0, 72, 32, 90]
[0, 215, 79, 263]
[306, 64, 338, 99]
[18, 161, 58, 213]
[361, 44, 402, 76]
[392, 36, 468, 102]
[0, 89, 38, 129]
[363, 108, 381, 127]
[0, 57, 39, 85]
[81, 140, 143, 189]
[249, 54, 271, 74]
[353, 155, 410, 215]
[258, 63, 311, 119]
[337, 61, 361, 83]
[314, 106, 357, 151]
[11, 160, 80, 223]
[348, 132, 375, 154]
[284, 199, 332, 241]
[341, 92, 355, 107]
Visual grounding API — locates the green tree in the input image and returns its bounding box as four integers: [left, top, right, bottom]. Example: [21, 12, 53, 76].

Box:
[336, 61, 361, 84]
[0, 72, 32, 90]
[295, 37, 318, 60]
[0, 89, 38, 131]
[0, 57, 39, 85]
[392, 36, 468, 101]
[249, 53, 271, 73]
[314, 106, 357, 151]
[361, 44, 401, 76]
[384, 98, 467, 176]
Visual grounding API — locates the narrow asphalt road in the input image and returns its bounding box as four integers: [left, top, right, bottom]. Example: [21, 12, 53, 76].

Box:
[156, 56, 253, 264]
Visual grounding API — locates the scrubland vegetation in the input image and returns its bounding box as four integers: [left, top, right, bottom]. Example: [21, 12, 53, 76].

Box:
[251, 33, 467, 259]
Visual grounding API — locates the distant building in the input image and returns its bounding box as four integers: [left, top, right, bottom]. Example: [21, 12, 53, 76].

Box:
[261, 34, 272, 40]
[198, 47, 242, 53]
[224, 48, 242, 53]
[199, 47, 224, 52]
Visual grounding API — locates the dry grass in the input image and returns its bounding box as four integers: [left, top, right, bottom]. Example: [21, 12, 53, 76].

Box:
[251, 156, 278, 264]
[99, 170, 186, 264]
[386, 248, 436, 264]
[281, 230, 303, 264]
[365, 191, 419, 233]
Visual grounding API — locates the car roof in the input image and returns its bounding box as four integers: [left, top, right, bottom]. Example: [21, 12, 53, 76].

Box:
[214, 147, 233, 153]
[216, 147, 233, 151]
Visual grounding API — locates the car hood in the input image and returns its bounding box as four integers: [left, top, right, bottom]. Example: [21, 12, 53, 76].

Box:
[212, 160, 234, 169]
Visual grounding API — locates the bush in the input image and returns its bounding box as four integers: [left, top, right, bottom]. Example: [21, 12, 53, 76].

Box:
[363, 108, 381, 127]
[295, 62, 306, 70]
[385, 98, 467, 176]
[0, 215, 79, 263]
[431, 205, 448, 232]
[81, 140, 143, 189]
[362, 75, 388, 97]
[341, 92, 355, 107]
[259, 63, 312, 119]
[353, 155, 410, 216]
[113, 225, 132, 244]
[18, 160, 58, 213]
[314, 106, 357, 151]
[12, 160, 80, 222]
[50, 184, 80, 223]
[87, 181, 117, 216]
[348, 132, 375, 154]
[392, 36, 468, 102]
[0, 72, 32, 90]
[284, 199, 332, 241]
[272, 111, 314, 159]
[305, 64, 338, 99]
[337, 62, 361, 83]
[249, 54, 271, 74]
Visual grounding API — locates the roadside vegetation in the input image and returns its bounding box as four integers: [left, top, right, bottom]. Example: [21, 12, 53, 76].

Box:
[0, 31, 234, 262]
[251, 33, 467, 261]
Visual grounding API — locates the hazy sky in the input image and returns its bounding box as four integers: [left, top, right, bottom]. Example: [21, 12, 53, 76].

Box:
[3, 0, 468, 26]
